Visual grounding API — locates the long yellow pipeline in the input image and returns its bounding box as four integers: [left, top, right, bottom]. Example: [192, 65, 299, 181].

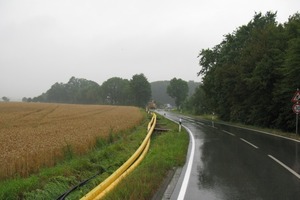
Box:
[81, 113, 156, 200]
[147, 113, 155, 131]
[94, 139, 151, 199]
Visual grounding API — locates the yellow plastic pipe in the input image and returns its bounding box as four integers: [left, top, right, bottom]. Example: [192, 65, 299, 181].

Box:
[95, 139, 151, 199]
[81, 113, 156, 200]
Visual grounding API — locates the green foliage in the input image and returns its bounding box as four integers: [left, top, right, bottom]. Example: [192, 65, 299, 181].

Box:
[1, 96, 10, 102]
[27, 74, 153, 107]
[167, 78, 189, 109]
[151, 81, 176, 106]
[104, 115, 189, 200]
[151, 81, 200, 107]
[130, 73, 152, 107]
[29, 76, 101, 104]
[101, 77, 131, 105]
[0, 176, 39, 199]
[188, 11, 300, 131]
[184, 86, 210, 115]
[24, 176, 76, 200]
[25, 74, 198, 110]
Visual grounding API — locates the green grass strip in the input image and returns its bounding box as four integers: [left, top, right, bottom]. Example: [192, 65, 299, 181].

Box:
[103, 114, 189, 200]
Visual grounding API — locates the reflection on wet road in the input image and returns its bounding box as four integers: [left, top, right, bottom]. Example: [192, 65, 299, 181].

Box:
[158, 111, 300, 200]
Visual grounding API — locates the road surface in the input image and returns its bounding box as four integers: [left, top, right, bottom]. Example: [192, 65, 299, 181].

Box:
[158, 111, 300, 200]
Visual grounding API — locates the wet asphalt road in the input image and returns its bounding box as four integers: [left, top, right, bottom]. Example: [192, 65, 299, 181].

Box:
[158, 111, 300, 200]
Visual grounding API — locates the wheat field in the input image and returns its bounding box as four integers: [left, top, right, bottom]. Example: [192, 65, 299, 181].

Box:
[0, 102, 143, 180]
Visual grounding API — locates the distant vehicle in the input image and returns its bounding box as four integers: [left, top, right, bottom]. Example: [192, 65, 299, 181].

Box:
[164, 103, 173, 110]
[147, 100, 157, 110]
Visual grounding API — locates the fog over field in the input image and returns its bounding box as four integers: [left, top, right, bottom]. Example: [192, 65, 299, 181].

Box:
[0, 0, 299, 100]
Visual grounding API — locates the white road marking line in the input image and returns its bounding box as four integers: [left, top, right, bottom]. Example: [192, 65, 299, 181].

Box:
[222, 130, 235, 136]
[268, 155, 300, 180]
[228, 124, 300, 143]
[197, 122, 205, 126]
[240, 138, 259, 149]
[177, 125, 195, 200]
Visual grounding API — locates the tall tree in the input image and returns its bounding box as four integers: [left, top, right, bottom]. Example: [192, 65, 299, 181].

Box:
[274, 18, 300, 130]
[130, 74, 151, 107]
[167, 78, 189, 109]
[193, 11, 300, 131]
[46, 82, 68, 103]
[101, 77, 130, 105]
[184, 85, 210, 114]
[2, 96, 10, 102]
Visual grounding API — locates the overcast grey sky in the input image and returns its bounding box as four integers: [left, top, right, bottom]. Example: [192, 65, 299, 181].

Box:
[0, 0, 299, 100]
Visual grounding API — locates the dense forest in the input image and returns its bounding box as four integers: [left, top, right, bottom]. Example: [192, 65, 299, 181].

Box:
[187, 12, 300, 132]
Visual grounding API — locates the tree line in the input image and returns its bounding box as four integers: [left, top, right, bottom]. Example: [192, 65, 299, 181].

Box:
[185, 11, 300, 132]
[22, 74, 195, 110]
[23, 74, 152, 108]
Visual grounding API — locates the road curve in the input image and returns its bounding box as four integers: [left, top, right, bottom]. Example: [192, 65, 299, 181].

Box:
[158, 111, 300, 200]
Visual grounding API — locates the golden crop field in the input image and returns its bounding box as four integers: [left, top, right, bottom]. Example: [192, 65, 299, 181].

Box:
[0, 102, 143, 180]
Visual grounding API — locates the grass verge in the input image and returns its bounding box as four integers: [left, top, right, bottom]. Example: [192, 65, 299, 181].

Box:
[103, 114, 189, 200]
[0, 113, 189, 200]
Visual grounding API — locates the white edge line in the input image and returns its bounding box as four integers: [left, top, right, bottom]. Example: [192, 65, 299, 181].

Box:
[222, 130, 235, 136]
[157, 112, 195, 200]
[177, 125, 195, 200]
[240, 138, 259, 149]
[223, 123, 300, 143]
[268, 155, 300, 179]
